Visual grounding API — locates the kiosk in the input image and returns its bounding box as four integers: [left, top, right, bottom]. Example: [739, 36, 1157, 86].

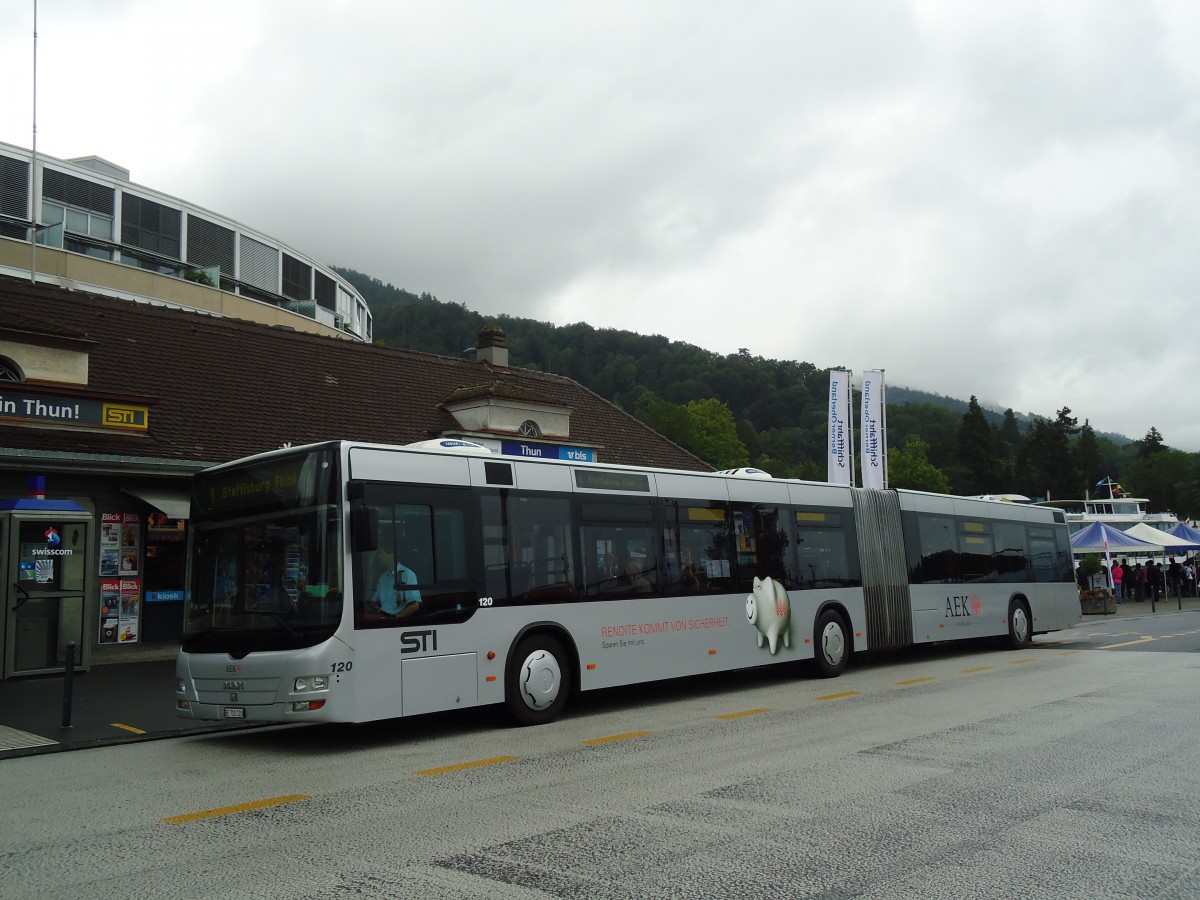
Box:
[0, 498, 94, 679]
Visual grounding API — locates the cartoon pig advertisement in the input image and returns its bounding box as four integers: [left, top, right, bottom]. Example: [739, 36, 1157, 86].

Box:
[746, 575, 790, 654]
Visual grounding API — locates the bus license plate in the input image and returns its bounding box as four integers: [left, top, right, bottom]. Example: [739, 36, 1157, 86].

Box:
[223, 707, 245, 719]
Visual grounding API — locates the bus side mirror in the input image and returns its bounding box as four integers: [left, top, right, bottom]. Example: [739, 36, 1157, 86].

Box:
[350, 506, 379, 553]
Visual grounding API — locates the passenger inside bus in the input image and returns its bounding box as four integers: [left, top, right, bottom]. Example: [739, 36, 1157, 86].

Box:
[624, 558, 652, 594]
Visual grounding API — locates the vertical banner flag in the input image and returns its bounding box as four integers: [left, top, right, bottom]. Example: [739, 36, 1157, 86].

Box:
[860, 368, 887, 489]
[827, 369, 853, 485]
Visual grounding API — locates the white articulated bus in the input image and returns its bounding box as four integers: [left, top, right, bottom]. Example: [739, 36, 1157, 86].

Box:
[175, 440, 1079, 726]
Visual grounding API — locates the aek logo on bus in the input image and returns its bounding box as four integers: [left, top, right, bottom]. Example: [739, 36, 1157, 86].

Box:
[946, 594, 983, 617]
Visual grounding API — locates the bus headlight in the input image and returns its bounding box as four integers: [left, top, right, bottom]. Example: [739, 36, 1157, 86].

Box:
[294, 675, 329, 693]
[176, 678, 186, 693]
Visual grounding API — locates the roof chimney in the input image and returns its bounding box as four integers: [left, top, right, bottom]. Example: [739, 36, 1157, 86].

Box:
[475, 323, 509, 368]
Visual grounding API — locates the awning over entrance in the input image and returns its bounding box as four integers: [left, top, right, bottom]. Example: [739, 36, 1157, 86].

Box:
[121, 486, 191, 520]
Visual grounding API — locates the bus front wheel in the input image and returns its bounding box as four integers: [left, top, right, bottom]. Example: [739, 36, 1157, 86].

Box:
[1006, 599, 1032, 650]
[507, 634, 571, 726]
[812, 609, 849, 678]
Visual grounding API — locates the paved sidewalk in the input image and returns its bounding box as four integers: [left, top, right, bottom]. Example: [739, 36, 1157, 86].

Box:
[1082, 592, 1200, 618]
[0, 647, 267, 760]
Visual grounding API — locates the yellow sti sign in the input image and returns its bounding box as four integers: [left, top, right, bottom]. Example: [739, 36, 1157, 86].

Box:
[102, 403, 149, 430]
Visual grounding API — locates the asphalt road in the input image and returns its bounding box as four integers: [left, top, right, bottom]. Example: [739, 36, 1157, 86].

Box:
[3, 620, 1200, 899]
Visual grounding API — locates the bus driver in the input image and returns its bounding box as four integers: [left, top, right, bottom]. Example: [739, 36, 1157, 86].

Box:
[372, 546, 422, 618]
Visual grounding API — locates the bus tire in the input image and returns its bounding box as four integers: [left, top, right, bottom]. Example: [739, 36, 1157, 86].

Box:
[507, 634, 571, 726]
[1005, 598, 1032, 650]
[812, 609, 849, 678]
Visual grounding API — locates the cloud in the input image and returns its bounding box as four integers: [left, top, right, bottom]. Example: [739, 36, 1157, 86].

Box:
[4, 0, 1200, 450]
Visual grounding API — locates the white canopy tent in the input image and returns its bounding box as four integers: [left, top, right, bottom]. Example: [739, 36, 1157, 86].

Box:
[1123, 522, 1200, 553]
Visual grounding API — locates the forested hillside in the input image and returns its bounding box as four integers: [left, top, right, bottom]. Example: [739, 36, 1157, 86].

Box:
[338, 269, 1200, 517]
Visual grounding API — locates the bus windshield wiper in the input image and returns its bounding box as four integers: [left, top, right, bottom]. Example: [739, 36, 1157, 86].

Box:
[258, 609, 302, 640]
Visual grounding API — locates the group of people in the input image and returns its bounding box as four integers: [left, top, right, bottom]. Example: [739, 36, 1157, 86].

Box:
[1077, 557, 1198, 604]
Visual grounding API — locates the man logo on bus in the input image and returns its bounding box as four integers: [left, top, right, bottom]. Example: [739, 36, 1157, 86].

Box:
[45, 526, 61, 547]
[746, 576, 790, 655]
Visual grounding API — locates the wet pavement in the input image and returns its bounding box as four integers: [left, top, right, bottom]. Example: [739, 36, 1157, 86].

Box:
[0, 644, 268, 759]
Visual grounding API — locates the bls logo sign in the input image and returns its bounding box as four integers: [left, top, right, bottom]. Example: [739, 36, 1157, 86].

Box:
[400, 629, 438, 654]
[102, 403, 149, 430]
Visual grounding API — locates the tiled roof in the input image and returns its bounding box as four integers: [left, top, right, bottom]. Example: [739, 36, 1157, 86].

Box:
[0, 276, 709, 472]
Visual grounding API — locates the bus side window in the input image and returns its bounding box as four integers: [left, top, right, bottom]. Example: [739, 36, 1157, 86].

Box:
[663, 503, 732, 597]
[580, 499, 658, 599]
[480, 492, 576, 604]
[733, 505, 791, 593]
[793, 509, 858, 589]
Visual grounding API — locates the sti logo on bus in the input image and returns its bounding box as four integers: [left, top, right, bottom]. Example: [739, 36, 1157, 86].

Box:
[400, 629, 438, 654]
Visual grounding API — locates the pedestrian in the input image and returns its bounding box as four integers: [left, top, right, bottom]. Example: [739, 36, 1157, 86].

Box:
[1148, 561, 1163, 603]
[1112, 560, 1124, 603]
[1169, 557, 1184, 602]
[1136, 562, 1146, 602]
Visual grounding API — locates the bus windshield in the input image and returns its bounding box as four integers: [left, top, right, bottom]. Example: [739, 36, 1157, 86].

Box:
[183, 447, 343, 655]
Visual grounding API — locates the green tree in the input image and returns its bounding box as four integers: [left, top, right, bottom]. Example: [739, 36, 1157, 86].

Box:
[1017, 407, 1080, 501]
[999, 408, 1022, 449]
[889, 436, 951, 493]
[682, 398, 750, 470]
[954, 396, 1002, 494]
[1075, 420, 1103, 490]
[1136, 426, 1166, 459]
[1123, 449, 1199, 518]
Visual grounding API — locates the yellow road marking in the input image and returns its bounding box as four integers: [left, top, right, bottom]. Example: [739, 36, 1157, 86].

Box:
[111, 723, 146, 735]
[1057, 649, 1081, 655]
[163, 794, 308, 824]
[896, 677, 935, 686]
[717, 708, 772, 720]
[817, 691, 862, 701]
[1099, 636, 1157, 649]
[1009, 658, 1036, 665]
[583, 731, 652, 745]
[416, 755, 518, 776]
[961, 666, 991, 673]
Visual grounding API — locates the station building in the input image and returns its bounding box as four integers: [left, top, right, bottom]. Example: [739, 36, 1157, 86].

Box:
[0, 275, 707, 679]
[0, 140, 372, 342]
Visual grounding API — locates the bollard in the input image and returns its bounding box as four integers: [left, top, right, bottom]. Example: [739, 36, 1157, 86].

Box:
[61, 641, 76, 729]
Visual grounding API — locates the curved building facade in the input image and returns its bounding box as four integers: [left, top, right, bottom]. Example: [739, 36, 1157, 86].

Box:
[0, 141, 371, 342]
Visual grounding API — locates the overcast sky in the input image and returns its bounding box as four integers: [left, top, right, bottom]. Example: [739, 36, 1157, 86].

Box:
[5, 1, 1200, 450]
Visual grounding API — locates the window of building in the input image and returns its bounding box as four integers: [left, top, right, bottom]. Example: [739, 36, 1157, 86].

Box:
[282, 253, 312, 302]
[121, 194, 181, 259]
[43, 168, 114, 216]
[186, 215, 236, 275]
[0, 357, 24, 382]
[41, 202, 112, 241]
[240, 234, 279, 292]
[518, 420, 541, 437]
[1, 155, 29, 224]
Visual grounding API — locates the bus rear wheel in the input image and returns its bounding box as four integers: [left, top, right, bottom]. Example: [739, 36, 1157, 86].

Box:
[813, 609, 849, 678]
[507, 634, 570, 726]
[1005, 599, 1032, 650]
